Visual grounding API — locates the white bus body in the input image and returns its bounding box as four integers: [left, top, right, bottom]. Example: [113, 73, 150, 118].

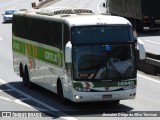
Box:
[12, 8, 145, 104]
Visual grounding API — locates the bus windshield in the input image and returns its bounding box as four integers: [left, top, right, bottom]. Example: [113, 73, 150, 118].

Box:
[71, 26, 134, 44]
[73, 44, 136, 81]
[72, 26, 136, 81]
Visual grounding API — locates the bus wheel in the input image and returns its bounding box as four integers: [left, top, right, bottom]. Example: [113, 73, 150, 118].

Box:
[22, 74, 27, 87]
[19, 63, 24, 78]
[24, 66, 32, 89]
[22, 66, 27, 87]
[57, 81, 67, 104]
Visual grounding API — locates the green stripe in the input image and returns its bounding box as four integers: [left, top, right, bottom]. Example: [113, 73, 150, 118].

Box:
[94, 80, 136, 87]
[73, 80, 136, 88]
[12, 38, 26, 54]
[12, 36, 63, 67]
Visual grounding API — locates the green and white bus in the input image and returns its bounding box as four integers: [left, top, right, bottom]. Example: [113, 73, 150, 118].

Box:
[12, 8, 145, 104]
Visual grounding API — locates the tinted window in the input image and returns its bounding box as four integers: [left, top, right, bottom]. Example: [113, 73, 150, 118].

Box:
[13, 15, 62, 49]
[71, 26, 133, 44]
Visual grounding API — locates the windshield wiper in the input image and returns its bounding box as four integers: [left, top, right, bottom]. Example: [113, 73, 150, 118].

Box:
[108, 60, 122, 77]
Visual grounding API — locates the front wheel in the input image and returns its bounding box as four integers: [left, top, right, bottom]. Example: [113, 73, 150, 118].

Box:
[22, 74, 27, 87]
[111, 100, 120, 105]
[57, 81, 67, 104]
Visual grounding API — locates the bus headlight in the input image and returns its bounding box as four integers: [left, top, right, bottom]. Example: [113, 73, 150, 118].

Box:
[75, 87, 91, 92]
[75, 95, 83, 100]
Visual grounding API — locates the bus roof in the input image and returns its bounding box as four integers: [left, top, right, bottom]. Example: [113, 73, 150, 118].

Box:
[14, 8, 132, 27]
[63, 15, 131, 27]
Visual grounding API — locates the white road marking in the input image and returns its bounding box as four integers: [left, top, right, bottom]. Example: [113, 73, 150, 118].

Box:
[0, 96, 11, 101]
[0, 95, 50, 111]
[145, 40, 160, 45]
[97, 0, 104, 13]
[137, 73, 160, 84]
[0, 94, 33, 108]
[14, 99, 34, 108]
[0, 89, 13, 92]
[0, 78, 78, 120]
[97, 0, 103, 13]
[0, 96, 33, 108]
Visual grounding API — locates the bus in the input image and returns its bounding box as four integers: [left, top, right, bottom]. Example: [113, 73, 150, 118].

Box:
[12, 8, 145, 104]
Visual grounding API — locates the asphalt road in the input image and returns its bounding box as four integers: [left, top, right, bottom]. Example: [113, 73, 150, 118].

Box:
[0, 0, 160, 120]
[138, 32, 160, 55]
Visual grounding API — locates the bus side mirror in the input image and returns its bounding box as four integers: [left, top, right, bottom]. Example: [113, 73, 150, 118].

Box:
[137, 38, 146, 60]
[65, 41, 72, 63]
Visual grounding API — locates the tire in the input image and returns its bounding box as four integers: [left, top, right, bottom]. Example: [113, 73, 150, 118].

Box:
[24, 66, 32, 89]
[19, 63, 23, 77]
[111, 100, 120, 105]
[57, 81, 67, 104]
[22, 74, 27, 87]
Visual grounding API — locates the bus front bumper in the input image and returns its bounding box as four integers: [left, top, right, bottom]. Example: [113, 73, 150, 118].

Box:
[70, 88, 136, 102]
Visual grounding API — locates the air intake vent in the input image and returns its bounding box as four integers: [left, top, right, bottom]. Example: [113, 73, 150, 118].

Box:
[74, 9, 93, 14]
[36, 8, 94, 16]
[54, 9, 74, 15]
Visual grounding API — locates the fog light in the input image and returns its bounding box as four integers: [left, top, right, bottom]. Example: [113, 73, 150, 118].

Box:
[75, 95, 83, 100]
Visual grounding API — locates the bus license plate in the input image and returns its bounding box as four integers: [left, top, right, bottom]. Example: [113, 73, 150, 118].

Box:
[103, 95, 112, 99]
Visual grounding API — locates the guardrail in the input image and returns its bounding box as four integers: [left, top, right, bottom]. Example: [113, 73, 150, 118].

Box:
[136, 50, 160, 75]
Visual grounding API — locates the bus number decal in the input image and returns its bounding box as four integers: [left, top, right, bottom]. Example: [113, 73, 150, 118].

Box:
[45, 51, 58, 63]
[118, 81, 135, 86]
